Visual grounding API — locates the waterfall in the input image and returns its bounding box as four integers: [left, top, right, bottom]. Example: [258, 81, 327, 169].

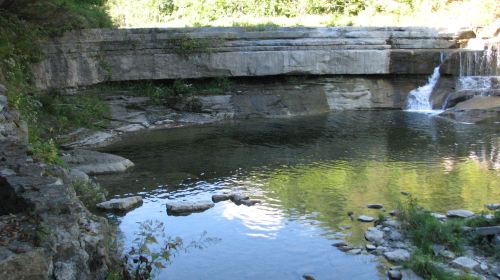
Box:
[405, 65, 442, 113]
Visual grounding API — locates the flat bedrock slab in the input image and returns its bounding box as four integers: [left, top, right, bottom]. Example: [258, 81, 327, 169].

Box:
[96, 196, 143, 211]
[166, 201, 215, 215]
[446, 209, 475, 218]
[61, 149, 134, 175]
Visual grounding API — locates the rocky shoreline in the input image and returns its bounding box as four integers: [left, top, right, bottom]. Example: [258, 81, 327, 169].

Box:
[333, 200, 500, 280]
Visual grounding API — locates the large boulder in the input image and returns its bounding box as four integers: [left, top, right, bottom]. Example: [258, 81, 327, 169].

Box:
[166, 201, 215, 215]
[440, 96, 500, 124]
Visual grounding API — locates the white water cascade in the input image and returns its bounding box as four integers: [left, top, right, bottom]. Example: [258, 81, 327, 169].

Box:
[405, 64, 442, 113]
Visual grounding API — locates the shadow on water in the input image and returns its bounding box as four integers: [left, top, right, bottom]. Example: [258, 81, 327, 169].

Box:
[97, 111, 499, 280]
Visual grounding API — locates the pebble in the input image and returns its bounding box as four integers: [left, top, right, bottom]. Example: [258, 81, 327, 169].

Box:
[365, 227, 384, 244]
[302, 274, 315, 280]
[347, 248, 362, 255]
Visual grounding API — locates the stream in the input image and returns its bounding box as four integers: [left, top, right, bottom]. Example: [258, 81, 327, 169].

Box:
[96, 111, 499, 279]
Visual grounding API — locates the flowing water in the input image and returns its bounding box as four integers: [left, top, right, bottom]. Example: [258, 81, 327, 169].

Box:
[97, 111, 499, 280]
[405, 65, 442, 113]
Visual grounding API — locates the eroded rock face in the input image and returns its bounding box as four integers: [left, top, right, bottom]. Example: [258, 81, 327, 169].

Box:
[32, 27, 461, 90]
[0, 90, 115, 280]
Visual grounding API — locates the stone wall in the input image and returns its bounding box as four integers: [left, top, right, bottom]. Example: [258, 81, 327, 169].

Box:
[32, 27, 466, 89]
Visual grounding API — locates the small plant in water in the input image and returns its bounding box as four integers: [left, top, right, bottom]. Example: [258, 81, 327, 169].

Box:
[125, 220, 220, 279]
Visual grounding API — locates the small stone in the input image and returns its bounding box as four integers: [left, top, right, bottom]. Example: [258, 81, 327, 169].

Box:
[389, 209, 398, 216]
[366, 203, 383, 209]
[230, 193, 250, 204]
[347, 248, 362, 255]
[477, 263, 488, 272]
[387, 269, 402, 280]
[357, 215, 375, 222]
[400, 191, 410, 196]
[332, 240, 348, 247]
[366, 244, 376, 251]
[96, 196, 143, 211]
[374, 246, 388, 255]
[451, 256, 479, 271]
[447, 209, 475, 218]
[430, 213, 447, 220]
[383, 249, 410, 263]
[337, 245, 354, 252]
[388, 231, 403, 241]
[365, 227, 384, 244]
[0, 168, 16, 176]
[347, 211, 354, 217]
[432, 244, 445, 256]
[439, 250, 455, 259]
[485, 203, 500, 210]
[384, 220, 401, 228]
[383, 227, 391, 232]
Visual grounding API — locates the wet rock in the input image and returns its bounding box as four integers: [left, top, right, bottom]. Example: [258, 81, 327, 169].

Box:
[211, 194, 231, 203]
[230, 193, 250, 204]
[332, 241, 348, 247]
[166, 201, 215, 215]
[447, 209, 475, 218]
[357, 215, 375, 222]
[374, 246, 388, 255]
[365, 227, 384, 244]
[485, 203, 500, 210]
[61, 149, 134, 175]
[239, 199, 261, 206]
[387, 269, 402, 280]
[97, 196, 143, 211]
[432, 244, 445, 256]
[302, 274, 315, 280]
[451, 256, 479, 271]
[383, 249, 410, 263]
[366, 203, 383, 209]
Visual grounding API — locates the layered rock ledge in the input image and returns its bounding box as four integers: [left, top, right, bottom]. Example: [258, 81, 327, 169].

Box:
[32, 26, 469, 89]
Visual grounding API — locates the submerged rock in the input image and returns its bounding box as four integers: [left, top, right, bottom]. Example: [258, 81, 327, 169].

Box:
[447, 209, 475, 218]
[239, 199, 261, 206]
[366, 203, 383, 209]
[211, 194, 232, 203]
[166, 201, 215, 215]
[383, 249, 410, 263]
[97, 196, 143, 211]
[387, 269, 402, 280]
[357, 215, 375, 222]
[61, 149, 134, 175]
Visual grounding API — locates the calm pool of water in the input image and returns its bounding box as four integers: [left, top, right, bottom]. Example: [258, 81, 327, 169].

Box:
[97, 111, 499, 279]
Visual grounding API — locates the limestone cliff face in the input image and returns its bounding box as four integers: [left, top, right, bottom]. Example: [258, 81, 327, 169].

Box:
[32, 27, 465, 90]
[0, 86, 115, 280]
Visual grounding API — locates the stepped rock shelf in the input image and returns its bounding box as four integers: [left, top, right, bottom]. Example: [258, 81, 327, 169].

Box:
[33, 26, 472, 89]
